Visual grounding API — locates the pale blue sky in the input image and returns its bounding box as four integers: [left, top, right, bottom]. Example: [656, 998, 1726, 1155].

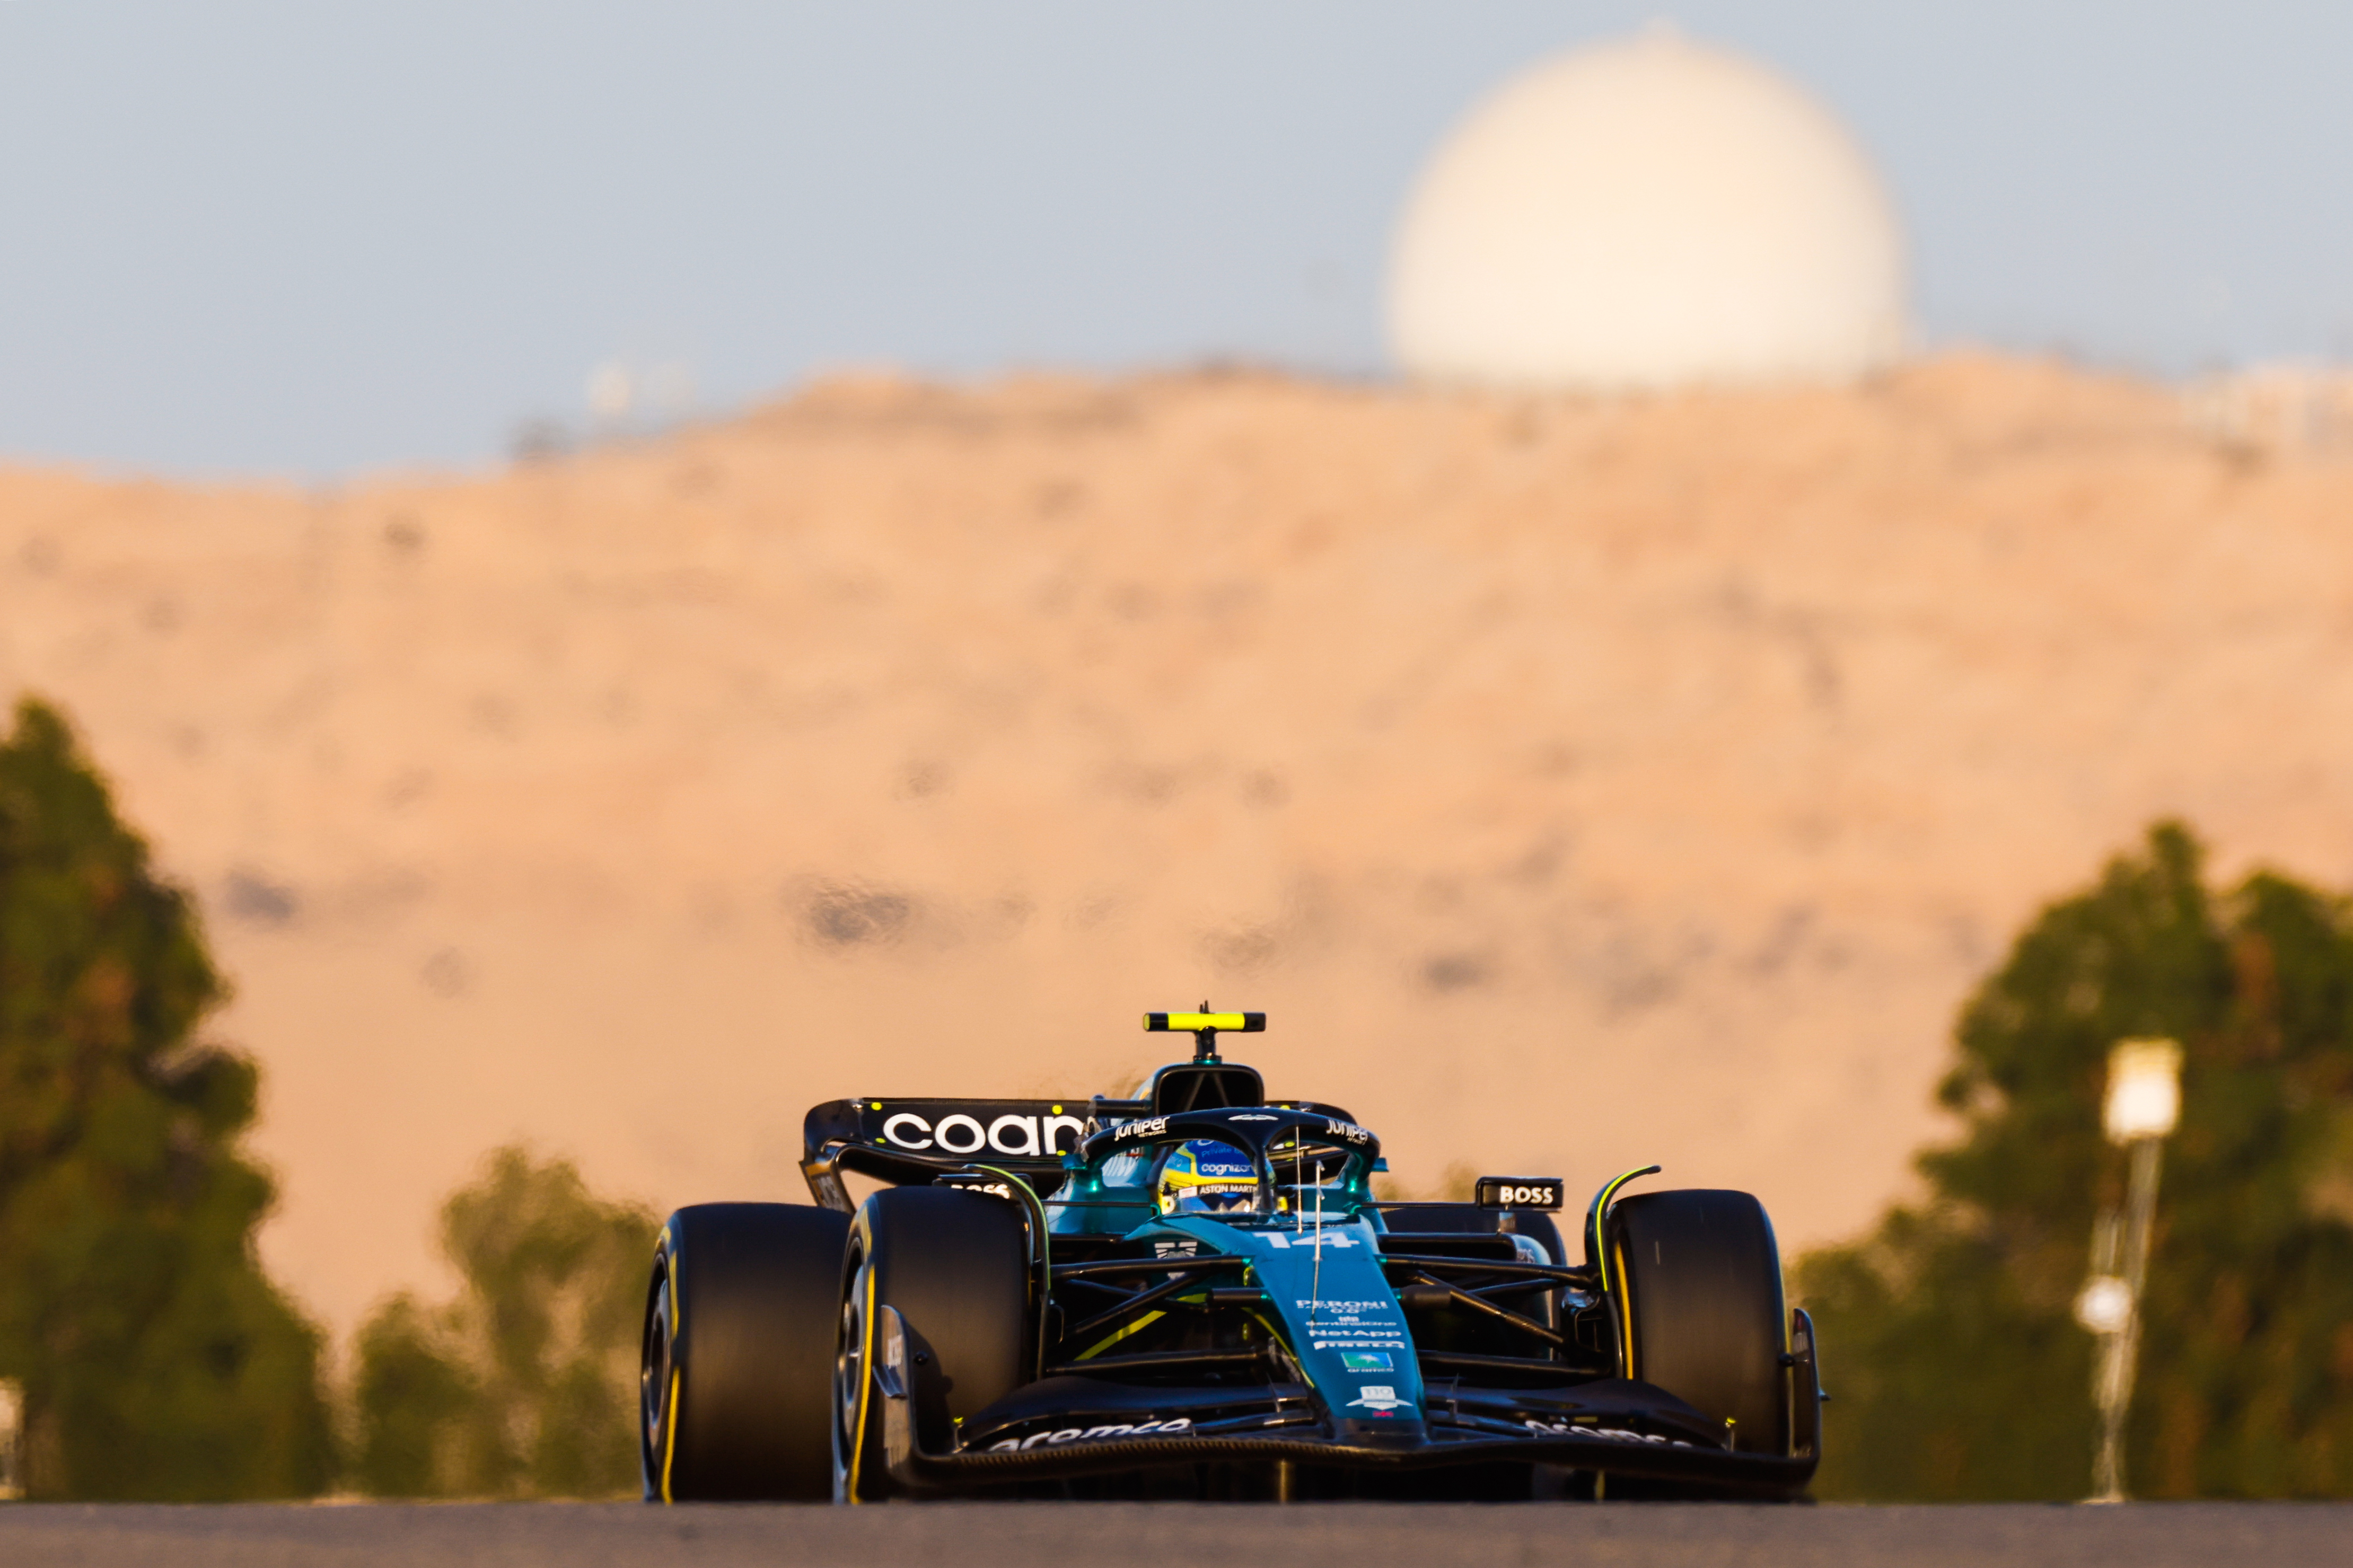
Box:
[3, 2, 2349, 474]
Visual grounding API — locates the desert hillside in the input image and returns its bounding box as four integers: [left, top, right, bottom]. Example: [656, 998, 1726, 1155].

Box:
[4, 353, 2349, 1335]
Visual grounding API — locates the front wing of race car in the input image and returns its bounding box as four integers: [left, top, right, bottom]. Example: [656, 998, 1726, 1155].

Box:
[864, 1301, 1824, 1497]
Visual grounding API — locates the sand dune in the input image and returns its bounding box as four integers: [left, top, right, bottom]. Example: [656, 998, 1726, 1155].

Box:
[4, 353, 2349, 1336]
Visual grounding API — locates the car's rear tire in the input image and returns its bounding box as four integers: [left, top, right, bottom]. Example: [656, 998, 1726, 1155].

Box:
[834, 1187, 1031, 1501]
[1608, 1188, 1788, 1456]
[641, 1202, 849, 1501]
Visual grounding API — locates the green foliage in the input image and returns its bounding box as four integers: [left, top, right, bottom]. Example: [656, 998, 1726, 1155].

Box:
[0, 697, 333, 1498]
[1799, 823, 2353, 1499]
[1374, 1160, 1479, 1204]
[351, 1146, 655, 1497]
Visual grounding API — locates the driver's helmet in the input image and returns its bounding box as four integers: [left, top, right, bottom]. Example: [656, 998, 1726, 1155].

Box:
[1157, 1138, 1260, 1215]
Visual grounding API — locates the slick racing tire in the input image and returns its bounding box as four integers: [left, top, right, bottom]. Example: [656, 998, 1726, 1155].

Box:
[835, 1187, 1030, 1502]
[642, 1202, 850, 1501]
[1607, 1188, 1788, 1457]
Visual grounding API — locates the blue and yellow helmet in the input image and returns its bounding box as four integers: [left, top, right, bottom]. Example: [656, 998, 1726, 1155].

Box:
[1157, 1139, 1260, 1214]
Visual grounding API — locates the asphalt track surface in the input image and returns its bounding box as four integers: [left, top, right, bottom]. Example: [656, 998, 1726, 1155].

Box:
[2, 1502, 2346, 1567]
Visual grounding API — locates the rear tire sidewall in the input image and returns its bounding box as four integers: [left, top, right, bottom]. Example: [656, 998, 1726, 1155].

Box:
[640, 1247, 679, 1493]
[640, 1202, 850, 1501]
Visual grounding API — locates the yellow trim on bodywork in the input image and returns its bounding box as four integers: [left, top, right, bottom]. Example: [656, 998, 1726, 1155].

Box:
[1077, 1308, 1165, 1361]
[1590, 1166, 1657, 1294]
[971, 1164, 1051, 1378]
[1614, 1238, 1636, 1379]
[1145, 1012, 1249, 1032]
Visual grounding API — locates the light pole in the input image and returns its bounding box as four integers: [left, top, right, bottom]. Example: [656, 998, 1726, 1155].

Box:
[2073, 1037, 2182, 1504]
[0, 1378, 19, 1500]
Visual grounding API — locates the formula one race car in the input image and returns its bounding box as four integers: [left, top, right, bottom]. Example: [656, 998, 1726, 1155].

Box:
[639, 1012, 1824, 1502]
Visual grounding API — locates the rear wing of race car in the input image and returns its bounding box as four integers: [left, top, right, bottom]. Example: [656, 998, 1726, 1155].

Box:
[801, 1090, 1360, 1211]
[801, 1097, 1114, 1211]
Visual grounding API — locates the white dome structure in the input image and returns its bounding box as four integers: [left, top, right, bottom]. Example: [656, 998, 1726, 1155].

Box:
[1388, 28, 1906, 391]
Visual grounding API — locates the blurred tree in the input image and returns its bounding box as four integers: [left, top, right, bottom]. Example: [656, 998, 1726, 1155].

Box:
[1799, 823, 2353, 1499]
[1373, 1160, 1479, 1204]
[352, 1146, 653, 1497]
[0, 697, 332, 1497]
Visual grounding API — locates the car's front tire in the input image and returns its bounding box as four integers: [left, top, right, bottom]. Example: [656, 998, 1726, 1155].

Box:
[642, 1202, 849, 1501]
[833, 1187, 1031, 1502]
[1607, 1188, 1789, 1456]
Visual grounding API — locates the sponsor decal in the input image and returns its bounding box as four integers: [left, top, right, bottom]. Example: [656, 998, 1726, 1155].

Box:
[880, 1111, 1086, 1157]
[1152, 1240, 1200, 1259]
[1346, 1385, 1411, 1412]
[1323, 1118, 1373, 1146]
[986, 1417, 1194, 1452]
[939, 1176, 1016, 1200]
[1341, 1352, 1392, 1371]
[1116, 1116, 1171, 1142]
[1226, 1113, 1278, 1121]
[1476, 1176, 1565, 1210]
[1521, 1419, 1692, 1448]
